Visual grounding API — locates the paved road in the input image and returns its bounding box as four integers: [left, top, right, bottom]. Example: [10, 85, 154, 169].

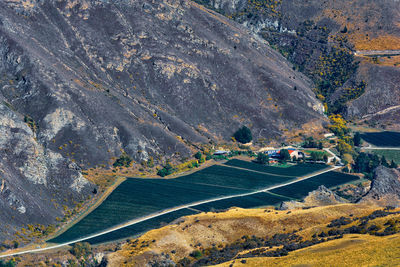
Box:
[0, 166, 341, 258]
[324, 147, 342, 164]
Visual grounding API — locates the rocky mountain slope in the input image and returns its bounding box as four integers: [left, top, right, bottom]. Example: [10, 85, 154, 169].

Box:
[0, 0, 325, 241]
[197, 0, 400, 127]
[360, 166, 400, 207]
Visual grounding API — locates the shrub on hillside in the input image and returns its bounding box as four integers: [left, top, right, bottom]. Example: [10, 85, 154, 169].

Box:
[157, 162, 176, 177]
[113, 153, 133, 168]
[70, 242, 91, 259]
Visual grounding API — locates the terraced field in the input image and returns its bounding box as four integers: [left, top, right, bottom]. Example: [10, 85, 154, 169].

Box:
[361, 131, 400, 147]
[48, 161, 357, 245]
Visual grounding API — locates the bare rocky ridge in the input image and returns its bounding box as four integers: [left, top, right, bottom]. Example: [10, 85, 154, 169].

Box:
[0, 0, 325, 241]
[360, 166, 400, 207]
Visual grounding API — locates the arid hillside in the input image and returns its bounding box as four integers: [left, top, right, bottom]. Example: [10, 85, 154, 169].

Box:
[107, 204, 400, 266]
[197, 0, 400, 127]
[0, 0, 325, 242]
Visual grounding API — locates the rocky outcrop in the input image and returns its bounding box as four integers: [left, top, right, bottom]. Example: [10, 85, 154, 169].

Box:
[0, 101, 95, 241]
[280, 185, 346, 210]
[360, 166, 400, 207]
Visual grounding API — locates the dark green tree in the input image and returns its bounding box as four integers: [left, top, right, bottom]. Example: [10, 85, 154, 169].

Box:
[256, 152, 269, 165]
[303, 137, 318, 148]
[233, 126, 252, 144]
[310, 151, 319, 161]
[323, 154, 328, 163]
[354, 152, 370, 173]
[280, 149, 291, 161]
[370, 154, 380, 170]
[194, 151, 202, 160]
[318, 142, 323, 149]
[381, 155, 389, 167]
[113, 153, 133, 167]
[157, 161, 175, 177]
[390, 160, 398, 169]
[353, 132, 361, 147]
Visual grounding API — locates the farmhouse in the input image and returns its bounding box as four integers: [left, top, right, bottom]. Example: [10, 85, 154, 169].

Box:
[264, 149, 280, 157]
[287, 149, 304, 159]
[264, 148, 304, 159]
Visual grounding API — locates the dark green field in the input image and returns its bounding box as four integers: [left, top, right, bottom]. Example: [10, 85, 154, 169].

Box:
[48, 161, 357, 245]
[193, 192, 291, 212]
[224, 159, 328, 176]
[49, 164, 296, 244]
[365, 149, 400, 164]
[360, 131, 400, 147]
[269, 171, 358, 199]
[81, 209, 196, 244]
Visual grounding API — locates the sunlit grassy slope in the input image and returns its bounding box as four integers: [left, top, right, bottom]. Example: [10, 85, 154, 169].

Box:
[216, 233, 400, 267]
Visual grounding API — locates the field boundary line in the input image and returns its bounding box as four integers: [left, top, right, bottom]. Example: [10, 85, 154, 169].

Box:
[0, 166, 340, 258]
[220, 163, 303, 178]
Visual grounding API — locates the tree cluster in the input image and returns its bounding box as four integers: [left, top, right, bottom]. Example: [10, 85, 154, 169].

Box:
[157, 162, 176, 177]
[113, 153, 133, 168]
[303, 137, 323, 149]
[256, 152, 269, 165]
[354, 152, 397, 177]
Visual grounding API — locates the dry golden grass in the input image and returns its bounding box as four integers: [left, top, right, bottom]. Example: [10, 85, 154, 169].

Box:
[216, 233, 400, 267]
[216, 210, 400, 267]
[351, 34, 400, 51]
[374, 55, 400, 67]
[108, 204, 377, 266]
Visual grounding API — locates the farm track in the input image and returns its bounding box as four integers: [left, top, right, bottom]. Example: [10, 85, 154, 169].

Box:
[0, 165, 341, 258]
[363, 146, 400, 150]
[354, 50, 400, 56]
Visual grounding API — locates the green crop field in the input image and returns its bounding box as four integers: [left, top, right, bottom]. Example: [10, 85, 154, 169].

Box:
[49, 161, 353, 245]
[360, 131, 400, 147]
[269, 171, 359, 199]
[224, 159, 328, 176]
[365, 149, 400, 164]
[193, 192, 291, 212]
[82, 209, 196, 244]
[49, 164, 297, 244]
